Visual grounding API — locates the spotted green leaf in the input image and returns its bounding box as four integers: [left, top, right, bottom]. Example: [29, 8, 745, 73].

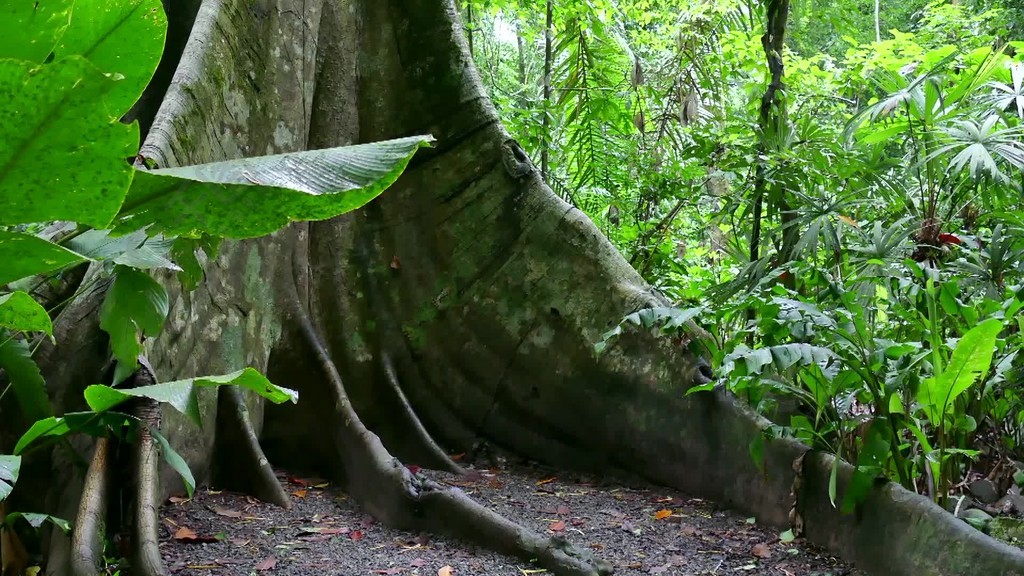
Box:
[0, 291, 52, 336]
[0, 57, 138, 227]
[0, 0, 73, 62]
[0, 231, 89, 286]
[56, 0, 166, 113]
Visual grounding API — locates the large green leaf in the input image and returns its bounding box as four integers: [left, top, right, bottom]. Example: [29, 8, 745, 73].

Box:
[13, 411, 136, 454]
[170, 236, 221, 291]
[0, 291, 53, 336]
[151, 428, 195, 497]
[0, 336, 52, 422]
[0, 231, 89, 286]
[722, 343, 835, 376]
[56, 0, 166, 113]
[4, 512, 71, 533]
[0, 57, 138, 227]
[99, 266, 169, 369]
[115, 136, 434, 239]
[84, 368, 298, 427]
[0, 454, 20, 502]
[0, 0, 74, 62]
[67, 229, 179, 271]
[918, 318, 1002, 424]
[841, 418, 892, 514]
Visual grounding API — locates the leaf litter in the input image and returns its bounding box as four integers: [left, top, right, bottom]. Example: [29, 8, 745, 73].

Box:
[161, 462, 863, 575]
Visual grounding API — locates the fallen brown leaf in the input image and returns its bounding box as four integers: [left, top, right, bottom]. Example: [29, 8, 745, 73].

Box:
[390, 255, 401, 270]
[172, 527, 219, 544]
[255, 556, 277, 571]
[293, 489, 308, 498]
[654, 509, 673, 520]
[449, 452, 465, 461]
[213, 507, 243, 518]
[350, 530, 364, 541]
[168, 496, 189, 505]
[536, 477, 557, 486]
[438, 566, 454, 576]
[752, 542, 771, 558]
[549, 520, 566, 532]
[410, 558, 427, 568]
[374, 569, 403, 575]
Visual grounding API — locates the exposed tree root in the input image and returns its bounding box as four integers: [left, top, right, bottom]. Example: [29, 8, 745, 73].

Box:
[214, 386, 292, 508]
[289, 280, 612, 576]
[379, 352, 466, 476]
[69, 437, 109, 576]
[133, 397, 167, 576]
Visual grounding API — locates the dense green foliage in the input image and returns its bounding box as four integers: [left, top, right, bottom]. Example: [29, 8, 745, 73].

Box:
[0, 0, 427, 509]
[467, 0, 1024, 514]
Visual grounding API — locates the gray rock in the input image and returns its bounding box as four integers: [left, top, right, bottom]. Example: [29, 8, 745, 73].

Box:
[969, 479, 1001, 504]
[995, 493, 1024, 514]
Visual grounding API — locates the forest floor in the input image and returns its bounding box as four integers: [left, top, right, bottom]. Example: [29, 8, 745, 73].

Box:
[159, 461, 862, 576]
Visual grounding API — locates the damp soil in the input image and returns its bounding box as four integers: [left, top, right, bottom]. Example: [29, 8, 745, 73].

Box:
[158, 462, 863, 576]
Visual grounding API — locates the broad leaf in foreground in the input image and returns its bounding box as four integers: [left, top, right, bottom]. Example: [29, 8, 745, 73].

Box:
[84, 368, 299, 427]
[55, 0, 166, 113]
[152, 429, 195, 497]
[0, 57, 137, 227]
[0, 454, 20, 501]
[0, 0, 73, 63]
[14, 412, 136, 455]
[0, 291, 53, 336]
[918, 318, 1002, 424]
[67, 229, 179, 271]
[115, 135, 434, 238]
[0, 336, 52, 422]
[4, 512, 71, 533]
[0, 231, 89, 286]
[99, 266, 169, 369]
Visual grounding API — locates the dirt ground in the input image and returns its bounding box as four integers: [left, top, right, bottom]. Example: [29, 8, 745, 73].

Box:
[158, 461, 863, 576]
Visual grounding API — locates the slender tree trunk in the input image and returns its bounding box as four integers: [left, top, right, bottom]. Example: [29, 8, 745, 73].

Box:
[516, 23, 526, 87]
[466, 0, 474, 58]
[874, 0, 882, 43]
[541, 0, 553, 181]
[749, 0, 794, 273]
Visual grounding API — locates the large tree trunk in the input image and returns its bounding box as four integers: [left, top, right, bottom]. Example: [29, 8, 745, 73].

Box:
[14, 1, 1024, 576]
